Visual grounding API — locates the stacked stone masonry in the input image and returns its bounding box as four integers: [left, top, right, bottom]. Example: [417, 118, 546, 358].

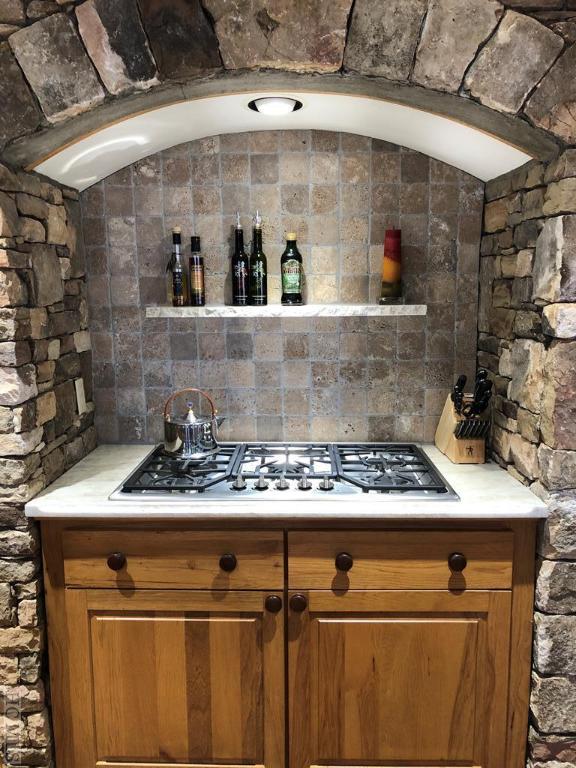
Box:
[0, 161, 94, 768]
[480, 149, 576, 765]
[0, 0, 575, 159]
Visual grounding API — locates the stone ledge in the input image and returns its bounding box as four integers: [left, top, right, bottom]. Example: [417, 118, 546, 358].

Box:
[146, 303, 428, 319]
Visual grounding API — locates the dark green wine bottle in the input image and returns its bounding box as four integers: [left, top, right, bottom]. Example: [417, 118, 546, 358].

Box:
[232, 212, 249, 306]
[249, 210, 267, 306]
[281, 232, 303, 305]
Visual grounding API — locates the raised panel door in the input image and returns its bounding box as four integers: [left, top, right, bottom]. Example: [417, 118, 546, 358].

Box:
[66, 589, 284, 768]
[289, 590, 511, 768]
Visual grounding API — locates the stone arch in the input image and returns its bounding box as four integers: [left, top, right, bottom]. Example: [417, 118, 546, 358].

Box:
[0, 0, 575, 185]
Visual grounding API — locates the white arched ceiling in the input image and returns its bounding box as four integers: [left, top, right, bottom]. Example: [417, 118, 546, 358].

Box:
[34, 91, 532, 190]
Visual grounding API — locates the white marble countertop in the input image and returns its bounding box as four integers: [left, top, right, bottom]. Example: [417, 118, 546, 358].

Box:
[25, 444, 547, 521]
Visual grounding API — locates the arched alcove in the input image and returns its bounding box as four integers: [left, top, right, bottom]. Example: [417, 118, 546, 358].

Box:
[32, 85, 535, 190]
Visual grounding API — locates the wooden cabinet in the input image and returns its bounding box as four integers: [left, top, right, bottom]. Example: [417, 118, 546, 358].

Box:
[42, 522, 536, 768]
[64, 589, 284, 768]
[288, 589, 511, 768]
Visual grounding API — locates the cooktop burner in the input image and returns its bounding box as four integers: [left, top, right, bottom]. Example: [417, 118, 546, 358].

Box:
[111, 442, 459, 502]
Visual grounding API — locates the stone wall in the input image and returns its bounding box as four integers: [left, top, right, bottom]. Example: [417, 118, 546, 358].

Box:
[479, 150, 576, 766]
[80, 130, 483, 444]
[0, 0, 573, 178]
[0, 161, 95, 768]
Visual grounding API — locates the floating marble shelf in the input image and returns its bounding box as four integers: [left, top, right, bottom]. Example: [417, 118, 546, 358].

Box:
[146, 304, 427, 319]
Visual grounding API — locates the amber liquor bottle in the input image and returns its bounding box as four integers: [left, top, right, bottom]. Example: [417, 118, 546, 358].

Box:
[189, 235, 206, 306]
[232, 212, 249, 306]
[249, 210, 267, 306]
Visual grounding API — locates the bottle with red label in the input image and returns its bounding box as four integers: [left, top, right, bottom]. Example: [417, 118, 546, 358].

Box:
[379, 228, 402, 303]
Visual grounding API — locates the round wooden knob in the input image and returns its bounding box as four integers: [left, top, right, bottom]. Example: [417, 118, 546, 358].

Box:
[106, 552, 126, 571]
[265, 595, 282, 613]
[335, 552, 354, 572]
[289, 594, 308, 613]
[448, 552, 467, 572]
[219, 553, 237, 572]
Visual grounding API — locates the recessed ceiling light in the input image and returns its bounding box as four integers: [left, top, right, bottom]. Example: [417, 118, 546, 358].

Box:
[248, 97, 303, 116]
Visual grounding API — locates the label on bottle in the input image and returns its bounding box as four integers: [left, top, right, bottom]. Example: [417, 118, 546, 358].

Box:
[233, 262, 248, 302]
[172, 270, 184, 296]
[252, 263, 266, 292]
[189, 264, 204, 293]
[234, 262, 248, 280]
[282, 258, 301, 294]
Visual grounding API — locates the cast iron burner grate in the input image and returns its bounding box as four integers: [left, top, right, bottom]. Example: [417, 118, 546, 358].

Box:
[333, 443, 450, 494]
[120, 444, 241, 493]
[231, 443, 335, 479]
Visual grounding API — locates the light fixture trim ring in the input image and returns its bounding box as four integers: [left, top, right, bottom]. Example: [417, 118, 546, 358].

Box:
[248, 96, 303, 115]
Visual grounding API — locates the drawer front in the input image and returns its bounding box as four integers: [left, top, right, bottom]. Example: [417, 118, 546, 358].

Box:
[288, 531, 514, 590]
[63, 530, 284, 589]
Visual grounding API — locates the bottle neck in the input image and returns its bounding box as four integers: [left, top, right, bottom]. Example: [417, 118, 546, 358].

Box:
[286, 239, 297, 249]
[252, 227, 263, 254]
[173, 242, 182, 263]
[235, 228, 245, 254]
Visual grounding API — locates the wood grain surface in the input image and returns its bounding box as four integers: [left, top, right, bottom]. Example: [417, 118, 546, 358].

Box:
[288, 530, 514, 590]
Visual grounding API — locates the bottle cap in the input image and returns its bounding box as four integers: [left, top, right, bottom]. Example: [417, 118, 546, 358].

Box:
[286, 232, 297, 240]
[190, 235, 201, 252]
[172, 226, 181, 234]
[235, 211, 241, 229]
[253, 209, 262, 228]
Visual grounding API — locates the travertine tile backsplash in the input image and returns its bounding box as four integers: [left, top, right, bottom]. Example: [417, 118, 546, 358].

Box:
[80, 130, 483, 443]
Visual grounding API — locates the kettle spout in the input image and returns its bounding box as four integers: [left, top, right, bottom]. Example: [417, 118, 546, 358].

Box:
[216, 416, 225, 427]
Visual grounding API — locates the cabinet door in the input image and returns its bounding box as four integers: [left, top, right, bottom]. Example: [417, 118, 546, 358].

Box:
[289, 590, 511, 768]
[66, 589, 284, 768]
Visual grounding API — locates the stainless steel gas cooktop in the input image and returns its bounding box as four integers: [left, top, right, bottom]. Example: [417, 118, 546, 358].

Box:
[109, 443, 459, 502]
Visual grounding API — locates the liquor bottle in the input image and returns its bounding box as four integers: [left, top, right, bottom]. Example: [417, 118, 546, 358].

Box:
[379, 228, 402, 303]
[249, 210, 267, 306]
[170, 227, 185, 307]
[232, 212, 249, 306]
[281, 232, 303, 305]
[189, 235, 206, 306]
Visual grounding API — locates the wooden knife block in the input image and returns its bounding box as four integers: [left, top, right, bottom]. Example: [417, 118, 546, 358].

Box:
[434, 395, 487, 464]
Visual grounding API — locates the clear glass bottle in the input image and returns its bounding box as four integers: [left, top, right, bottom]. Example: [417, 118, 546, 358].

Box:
[169, 227, 185, 307]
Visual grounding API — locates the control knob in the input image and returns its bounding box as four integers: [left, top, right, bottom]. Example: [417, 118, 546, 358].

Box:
[255, 474, 269, 491]
[231, 473, 246, 491]
[297, 473, 312, 491]
[319, 475, 334, 491]
[276, 474, 289, 491]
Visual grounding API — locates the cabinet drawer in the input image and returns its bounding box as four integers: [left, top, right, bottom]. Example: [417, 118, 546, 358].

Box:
[288, 531, 514, 590]
[63, 530, 284, 589]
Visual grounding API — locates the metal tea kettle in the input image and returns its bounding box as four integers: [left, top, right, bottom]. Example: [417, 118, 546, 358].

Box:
[163, 388, 223, 459]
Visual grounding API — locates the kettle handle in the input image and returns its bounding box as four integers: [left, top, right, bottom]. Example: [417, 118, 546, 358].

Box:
[163, 388, 217, 421]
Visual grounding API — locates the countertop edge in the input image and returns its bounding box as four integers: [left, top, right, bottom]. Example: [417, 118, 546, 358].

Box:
[24, 443, 549, 521]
